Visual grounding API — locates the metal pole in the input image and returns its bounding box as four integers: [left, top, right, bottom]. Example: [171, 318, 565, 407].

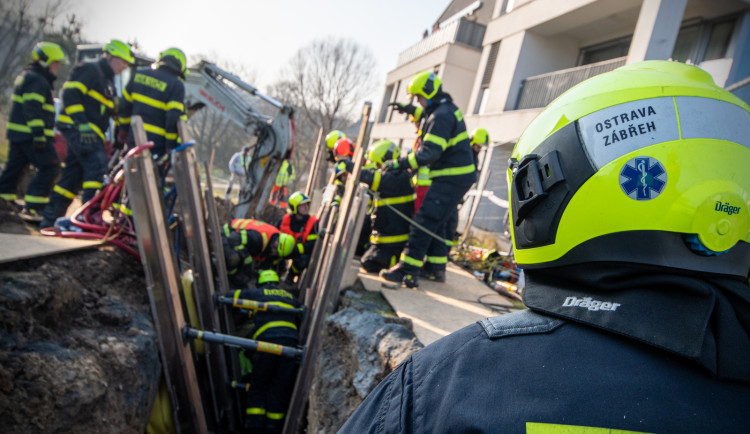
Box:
[304, 127, 324, 197]
[216, 295, 306, 315]
[184, 327, 304, 359]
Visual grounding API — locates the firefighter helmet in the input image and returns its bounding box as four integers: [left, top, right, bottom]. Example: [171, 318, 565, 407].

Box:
[508, 60, 750, 278]
[103, 39, 135, 64]
[334, 137, 355, 160]
[258, 269, 279, 284]
[32, 42, 67, 67]
[407, 71, 442, 100]
[159, 47, 187, 78]
[278, 233, 296, 257]
[470, 128, 490, 147]
[367, 140, 400, 166]
[326, 130, 346, 150]
[288, 191, 311, 214]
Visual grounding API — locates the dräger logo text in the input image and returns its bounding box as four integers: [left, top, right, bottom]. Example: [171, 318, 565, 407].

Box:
[715, 201, 741, 216]
[562, 296, 621, 312]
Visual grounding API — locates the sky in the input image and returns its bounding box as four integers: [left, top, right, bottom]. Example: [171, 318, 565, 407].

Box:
[47, 0, 453, 108]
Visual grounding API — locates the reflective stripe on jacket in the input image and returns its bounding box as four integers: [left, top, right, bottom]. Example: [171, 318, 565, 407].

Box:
[57, 58, 116, 139]
[7, 64, 56, 143]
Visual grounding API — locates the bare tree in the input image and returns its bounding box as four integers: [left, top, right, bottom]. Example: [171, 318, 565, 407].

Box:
[0, 0, 66, 103]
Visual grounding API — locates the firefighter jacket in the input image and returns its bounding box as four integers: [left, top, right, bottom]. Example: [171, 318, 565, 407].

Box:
[57, 58, 116, 140]
[341, 264, 750, 433]
[360, 168, 415, 245]
[396, 91, 475, 186]
[222, 219, 280, 271]
[7, 64, 56, 144]
[233, 284, 301, 342]
[277, 214, 318, 255]
[119, 65, 185, 153]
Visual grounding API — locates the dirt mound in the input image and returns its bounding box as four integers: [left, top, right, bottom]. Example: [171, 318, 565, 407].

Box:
[0, 201, 157, 433]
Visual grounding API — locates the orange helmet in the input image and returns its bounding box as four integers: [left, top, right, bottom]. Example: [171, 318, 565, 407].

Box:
[334, 137, 355, 161]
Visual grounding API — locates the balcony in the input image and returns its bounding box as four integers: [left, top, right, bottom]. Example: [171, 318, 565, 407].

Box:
[515, 57, 627, 110]
[396, 18, 486, 68]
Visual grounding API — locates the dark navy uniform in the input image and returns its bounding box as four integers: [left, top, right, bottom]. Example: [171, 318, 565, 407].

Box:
[43, 58, 116, 224]
[234, 284, 301, 433]
[359, 168, 415, 273]
[396, 92, 475, 276]
[0, 63, 60, 213]
[341, 266, 750, 433]
[222, 219, 281, 287]
[276, 213, 318, 278]
[118, 64, 185, 158]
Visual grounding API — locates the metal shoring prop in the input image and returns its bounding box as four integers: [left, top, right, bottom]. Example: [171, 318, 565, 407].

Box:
[460, 142, 495, 245]
[304, 127, 324, 197]
[125, 115, 207, 434]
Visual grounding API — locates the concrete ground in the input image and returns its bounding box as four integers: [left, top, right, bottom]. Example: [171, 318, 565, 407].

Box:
[357, 262, 522, 346]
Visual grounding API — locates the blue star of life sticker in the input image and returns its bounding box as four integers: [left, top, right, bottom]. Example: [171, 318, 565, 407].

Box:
[619, 156, 667, 200]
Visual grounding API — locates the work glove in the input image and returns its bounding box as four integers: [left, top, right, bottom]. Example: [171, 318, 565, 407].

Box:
[33, 135, 47, 149]
[389, 102, 417, 116]
[78, 124, 98, 144]
[382, 159, 401, 172]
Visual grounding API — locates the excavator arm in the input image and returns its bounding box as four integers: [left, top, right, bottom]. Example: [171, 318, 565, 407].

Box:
[184, 61, 294, 219]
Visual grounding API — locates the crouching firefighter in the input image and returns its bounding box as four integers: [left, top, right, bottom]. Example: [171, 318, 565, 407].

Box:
[233, 270, 302, 433]
[222, 219, 297, 287]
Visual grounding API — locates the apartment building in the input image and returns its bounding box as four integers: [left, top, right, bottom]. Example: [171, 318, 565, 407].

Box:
[371, 0, 750, 245]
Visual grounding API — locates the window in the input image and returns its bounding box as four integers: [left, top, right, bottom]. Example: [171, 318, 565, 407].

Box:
[578, 36, 631, 65]
[475, 42, 500, 114]
[671, 15, 737, 63]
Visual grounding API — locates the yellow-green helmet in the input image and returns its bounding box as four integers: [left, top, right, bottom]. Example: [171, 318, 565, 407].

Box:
[103, 39, 135, 64]
[32, 42, 67, 67]
[508, 60, 750, 278]
[326, 130, 346, 150]
[470, 128, 490, 146]
[367, 140, 400, 166]
[288, 191, 310, 214]
[158, 47, 187, 77]
[278, 233, 296, 257]
[258, 269, 279, 284]
[407, 71, 442, 100]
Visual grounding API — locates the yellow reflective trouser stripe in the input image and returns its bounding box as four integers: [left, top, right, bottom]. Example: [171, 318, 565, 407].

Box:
[57, 114, 74, 125]
[266, 412, 285, 420]
[407, 152, 418, 169]
[24, 195, 49, 204]
[401, 253, 423, 267]
[165, 132, 178, 140]
[144, 123, 167, 137]
[54, 185, 76, 199]
[370, 233, 409, 244]
[445, 238, 457, 247]
[88, 89, 114, 109]
[223, 224, 231, 237]
[119, 117, 131, 125]
[133, 93, 166, 110]
[429, 163, 475, 178]
[0, 193, 17, 200]
[246, 408, 266, 415]
[166, 101, 184, 111]
[42, 103, 54, 112]
[374, 194, 415, 207]
[426, 256, 447, 264]
[424, 133, 448, 150]
[27, 119, 44, 127]
[112, 203, 132, 216]
[82, 181, 102, 189]
[66, 104, 84, 114]
[8, 122, 31, 133]
[448, 131, 469, 147]
[12, 95, 23, 103]
[526, 422, 652, 434]
[44, 129, 54, 137]
[64, 81, 88, 93]
[371, 171, 381, 192]
[253, 321, 297, 340]
[22, 92, 45, 103]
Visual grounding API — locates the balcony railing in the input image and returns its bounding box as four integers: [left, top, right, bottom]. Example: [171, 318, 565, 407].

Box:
[396, 18, 486, 68]
[515, 57, 627, 110]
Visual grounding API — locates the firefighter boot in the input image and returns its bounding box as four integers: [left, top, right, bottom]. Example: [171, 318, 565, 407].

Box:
[422, 269, 446, 283]
[380, 264, 419, 289]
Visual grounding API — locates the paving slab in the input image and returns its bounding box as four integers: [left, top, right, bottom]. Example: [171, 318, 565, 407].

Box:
[358, 262, 521, 346]
[0, 233, 102, 264]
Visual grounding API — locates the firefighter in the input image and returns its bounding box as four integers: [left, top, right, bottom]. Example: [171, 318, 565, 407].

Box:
[222, 218, 297, 287]
[325, 129, 346, 162]
[380, 71, 476, 287]
[40, 39, 135, 229]
[342, 60, 750, 433]
[225, 145, 251, 199]
[333, 137, 355, 161]
[0, 42, 67, 222]
[275, 191, 319, 283]
[118, 47, 187, 161]
[268, 159, 295, 208]
[233, 270, 301, 433]
[348, 140, 415, 273]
